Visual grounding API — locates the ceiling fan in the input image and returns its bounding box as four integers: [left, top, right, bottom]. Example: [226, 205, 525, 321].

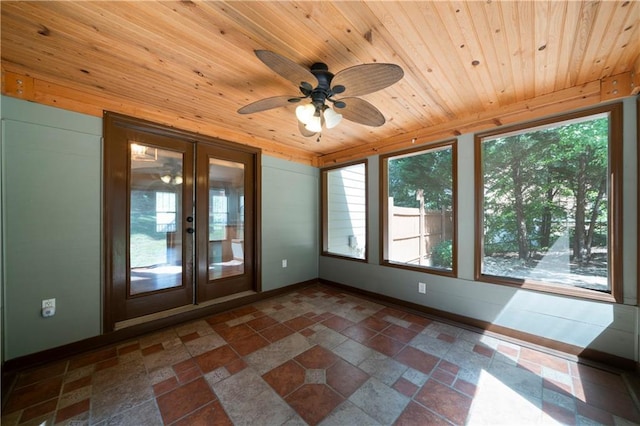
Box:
[238, 50, 404, 140]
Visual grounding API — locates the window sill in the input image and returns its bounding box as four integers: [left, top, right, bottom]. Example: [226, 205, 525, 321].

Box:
[321, 252, 368, 263]
[381, 260, 456, 278]
[477, 274, 619, 304]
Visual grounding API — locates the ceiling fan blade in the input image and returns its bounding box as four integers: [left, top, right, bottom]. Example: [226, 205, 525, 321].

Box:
[332, 63, 404, 97]
[255, 50, 317, 87]
[237, 96, 297, 114]
[339, 97, 386, 127]
[298, 120, 317, 137]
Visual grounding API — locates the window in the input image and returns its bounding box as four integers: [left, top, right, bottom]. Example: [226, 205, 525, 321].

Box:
[322, 161, 367, 260]
[209, 188, 228, 241]
[156, 191, 177, 233]
[381, 141, 457, 274]
[475, 103, 622, 302]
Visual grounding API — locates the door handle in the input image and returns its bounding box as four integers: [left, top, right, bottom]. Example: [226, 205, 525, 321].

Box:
[186, 227, 195, 234]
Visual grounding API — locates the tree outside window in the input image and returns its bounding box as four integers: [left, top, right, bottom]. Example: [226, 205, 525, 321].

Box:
[476, 103, 622, 301]
[382, 141, 457, 274]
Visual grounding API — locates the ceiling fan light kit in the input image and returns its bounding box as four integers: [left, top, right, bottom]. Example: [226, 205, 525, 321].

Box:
[323, 106, 343, 129]
[160, 173, 183, 185]
[238, 50, 404, 140]
[296, 104, 343, 132]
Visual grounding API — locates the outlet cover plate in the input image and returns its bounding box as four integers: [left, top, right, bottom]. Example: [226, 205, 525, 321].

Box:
[418, 282, 426, 294]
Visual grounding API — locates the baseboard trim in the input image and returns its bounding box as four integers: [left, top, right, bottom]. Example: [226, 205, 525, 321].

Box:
[1, 279, 316, 376]
[319, 278, 636, 372]
[3, 276, 634, 387]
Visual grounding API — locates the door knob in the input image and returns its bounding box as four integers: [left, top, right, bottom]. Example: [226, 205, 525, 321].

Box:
[186, 227, 195, 234]
[186, 216, 194, 223]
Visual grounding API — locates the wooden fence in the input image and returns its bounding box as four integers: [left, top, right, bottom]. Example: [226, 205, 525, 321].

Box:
[388, 196, 453, 265]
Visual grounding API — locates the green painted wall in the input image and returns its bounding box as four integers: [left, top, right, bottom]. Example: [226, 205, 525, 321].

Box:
[261, 156, 319, 290]
[1, 96, 103, 360]
[2, 94, 635, 363]
[0, 96, 319, 360]
[1, 99, 4, 364]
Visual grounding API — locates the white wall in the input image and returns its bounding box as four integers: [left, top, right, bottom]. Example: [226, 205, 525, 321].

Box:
[320, 97, 638, 362]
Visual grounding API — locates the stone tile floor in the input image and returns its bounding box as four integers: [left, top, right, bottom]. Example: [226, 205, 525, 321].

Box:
[2, 284, 639, 425]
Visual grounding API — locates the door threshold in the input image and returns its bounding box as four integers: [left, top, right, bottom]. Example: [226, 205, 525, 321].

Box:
[114, 290, 257, 330]
[207, 290, 257, 305]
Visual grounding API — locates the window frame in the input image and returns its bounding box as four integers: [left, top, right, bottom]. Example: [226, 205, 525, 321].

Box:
[321, 159, 369, 262]
[155, 190, 177, 233]
[209, 187, 228, 241]
[637, 96, 640, 305]
[380, 140, 458, 277]
[474, 102, 623, 303]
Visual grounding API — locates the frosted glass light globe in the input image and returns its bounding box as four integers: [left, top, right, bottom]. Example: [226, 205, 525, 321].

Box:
[305, 115, 322, 133]
[324, 107, 343, 129]
[295, 104, 316, 124]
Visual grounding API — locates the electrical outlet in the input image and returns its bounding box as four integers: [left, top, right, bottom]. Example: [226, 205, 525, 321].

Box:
[418, 282, 427, 294]
[42, 298, 56, 317]
[282, 259, 287, 268]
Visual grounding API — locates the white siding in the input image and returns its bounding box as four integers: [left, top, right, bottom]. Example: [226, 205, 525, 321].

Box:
[327, 164, 366, 258]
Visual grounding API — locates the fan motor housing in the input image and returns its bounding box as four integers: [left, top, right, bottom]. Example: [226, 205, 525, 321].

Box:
[309, 63, 335, 107]
[310, 63, 332, 89]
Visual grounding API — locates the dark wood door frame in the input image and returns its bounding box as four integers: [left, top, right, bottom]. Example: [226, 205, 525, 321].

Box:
[196, 143, 259, 302]
[103, 112, 262, 332]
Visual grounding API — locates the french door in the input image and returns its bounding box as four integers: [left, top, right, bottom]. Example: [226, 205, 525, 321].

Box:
[104, 113, 259, 331]
[196, 143, 256, 301]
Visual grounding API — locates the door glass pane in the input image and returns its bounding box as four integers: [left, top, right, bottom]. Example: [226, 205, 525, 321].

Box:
[129, 143, 183, 295]
[208, 158, 244, 280]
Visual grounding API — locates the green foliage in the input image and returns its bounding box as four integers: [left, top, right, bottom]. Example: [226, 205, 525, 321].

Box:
[130, 189, 168, 268]
[388, 146, 453, 209]
[130, 233, 166, 268]
[130, 190, 158, 235]
[431, 239, 453, 268]
[482, 115, 609, 262]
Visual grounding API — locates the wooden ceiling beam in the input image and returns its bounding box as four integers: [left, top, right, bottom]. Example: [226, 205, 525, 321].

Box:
[631, 54, 640, 96]
[1, 66, 631, 169]
[317, 80, 604, 167]
[1, 69, 318, 167]
[601, 72, 636, 101]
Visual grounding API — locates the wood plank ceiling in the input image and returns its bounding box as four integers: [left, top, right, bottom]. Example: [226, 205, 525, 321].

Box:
[1, 1, 639, 166]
